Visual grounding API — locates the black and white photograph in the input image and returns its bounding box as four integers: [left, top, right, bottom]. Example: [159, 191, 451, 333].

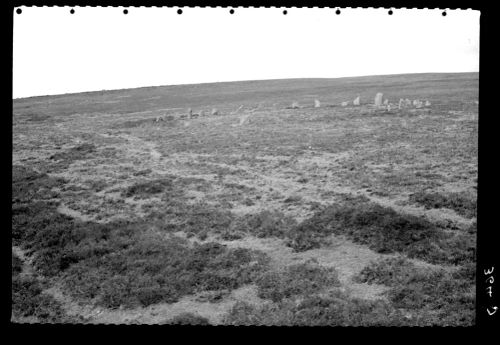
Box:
[12, 7, 479, 326]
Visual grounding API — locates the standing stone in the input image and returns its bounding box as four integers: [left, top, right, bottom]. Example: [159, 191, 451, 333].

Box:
[353, 96, 360, 106]
[314, 99, 321, 108]
[292, 101, 299, 109]
[425, 100, 431, 107]
[188, 108, 193, 117]
[398, 99, 404, 109]
[374, 93, 383, 106]
[239, 114, 250, 126]
[211, 108, 219, 116]
[412, 100, 419, 107]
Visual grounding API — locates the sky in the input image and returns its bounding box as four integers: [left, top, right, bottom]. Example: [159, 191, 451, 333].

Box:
[13, 7, 480, 99]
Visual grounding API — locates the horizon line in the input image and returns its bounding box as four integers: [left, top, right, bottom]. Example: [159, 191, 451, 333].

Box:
[13, 71, 479, 100]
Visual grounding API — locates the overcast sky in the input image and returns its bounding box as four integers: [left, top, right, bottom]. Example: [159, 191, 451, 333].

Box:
[13, 7, 480, 99]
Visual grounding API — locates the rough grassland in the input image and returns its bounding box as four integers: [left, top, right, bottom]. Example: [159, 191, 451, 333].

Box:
[354, 257, 475, 326]
[12, 73, 477, 325]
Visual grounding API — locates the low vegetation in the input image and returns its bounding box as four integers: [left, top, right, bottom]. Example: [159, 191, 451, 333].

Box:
[256, 260, 340, 302]
[225, 253, 474, 327]
[158, 202, 235, 240]
[405, 230, 475, 265]
[117, 117, 178, 129]
[118, 118, 157, 129]
[12, 165, 67, 203]
[224, 291, 407, 326]
[231, 210, 297, 239]
[409, 191, 477, 218]
[24, 112, 51, 122]
[168, 313, 210, 325]
[121, 177, 177, 198]
[12, 274, 68, 322]
[354, 257, 475, 326]
[157, 194, 475, 267]
[48, 143, 97, 171]
[14, 199, 270, 309]
[12, 252, 24, 275]
[289, 200, 442, 252]
[13, 166, 270, 310]
[11, 251, 79, 323]
[287, 199, 475, 265]
[63, 237, 270, 309]
[12, 74, 478, 325]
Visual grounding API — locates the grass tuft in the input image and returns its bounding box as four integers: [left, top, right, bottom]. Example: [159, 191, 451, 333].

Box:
[231, 210, 297, 239]
[122, 177, 177, 198]
[168, 313, 210, 325]
[12, 165, 67, 203]
[11, 251, 80, 323]
[160, 202, 235, 239]
[63, 237, 270, 308]
[354, 256, 475, 326]
[287, 199, 474, 265]
[49, 143, 96, 164]
[12, 168, 271, 310]
[256, 260, 340, 302]
[224, 292, 406, 326]
[12, 252, 24, 275]
[409, 191, 476, 218]
[289, 201, 441, 253]
[12, 275, 69, 322]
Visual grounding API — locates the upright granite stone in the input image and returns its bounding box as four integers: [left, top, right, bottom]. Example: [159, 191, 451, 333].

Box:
[398, 99, 404, 109]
